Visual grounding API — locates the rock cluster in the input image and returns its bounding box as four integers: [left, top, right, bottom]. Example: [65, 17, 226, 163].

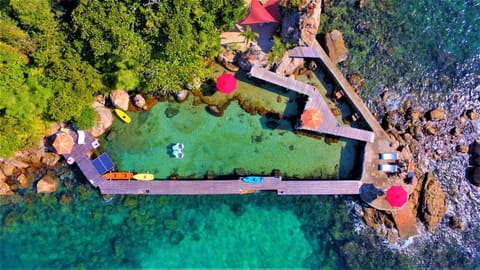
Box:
[0, 145, 63, 194]
[361, 96, 480, 239]
[276, 0, 322, 76]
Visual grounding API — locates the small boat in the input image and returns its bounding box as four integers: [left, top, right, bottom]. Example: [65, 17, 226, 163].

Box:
[103, 172, 133, 180]
[133, 173, 154, 181]
[114, 109, 131, 123]
[241, 176, 263, 184]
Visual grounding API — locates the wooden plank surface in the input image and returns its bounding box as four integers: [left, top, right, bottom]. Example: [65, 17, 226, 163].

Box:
[99, 177, 360, 195]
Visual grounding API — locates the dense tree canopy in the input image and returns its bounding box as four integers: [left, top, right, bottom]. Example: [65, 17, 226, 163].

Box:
[0, 0, 246, 156]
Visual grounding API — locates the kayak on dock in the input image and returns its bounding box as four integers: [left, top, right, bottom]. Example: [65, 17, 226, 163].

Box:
[103, 172, 133, 180]
[114, 109, 131, 123]
[133, 173, 154, 181]
[241, 176, 264, 184]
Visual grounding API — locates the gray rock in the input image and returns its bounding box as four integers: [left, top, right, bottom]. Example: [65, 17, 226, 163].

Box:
[110, 90, 129, 111]
[90, 101, 113, 137]
[207, 105, 222, 117]
[427, 109, 447, 121]
[133, 94, 146, 109]
[325, 30, 349, 64]
[175, 90, 189, 103]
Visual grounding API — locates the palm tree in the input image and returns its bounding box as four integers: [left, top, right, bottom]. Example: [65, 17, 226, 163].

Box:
[240, 25, 259, 45]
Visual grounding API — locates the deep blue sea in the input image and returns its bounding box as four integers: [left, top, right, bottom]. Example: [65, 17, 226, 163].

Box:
[1, 1, 479, 269]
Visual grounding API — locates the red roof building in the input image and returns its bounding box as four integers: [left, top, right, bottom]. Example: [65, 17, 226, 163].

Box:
[240, 0, 279, 25]
[264, 0, 282, 22]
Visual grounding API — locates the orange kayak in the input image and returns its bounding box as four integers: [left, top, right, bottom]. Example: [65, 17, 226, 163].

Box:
[103, 172, 133, 180]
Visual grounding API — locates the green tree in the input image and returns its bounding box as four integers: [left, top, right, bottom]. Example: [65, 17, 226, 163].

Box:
[268, 36, 286, 64]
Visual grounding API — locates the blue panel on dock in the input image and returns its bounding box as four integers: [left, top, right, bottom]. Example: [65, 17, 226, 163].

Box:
[92, 153, 115, 174]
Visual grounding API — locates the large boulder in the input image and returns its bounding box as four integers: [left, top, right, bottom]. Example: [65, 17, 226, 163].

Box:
[419, 173, 446, 232]
[325, 30, 349, 64]
[427, 109, 447, 121]
[36, 175, 59, 193]
[110, 89, 129, 111]
[90, 101, 113, 137]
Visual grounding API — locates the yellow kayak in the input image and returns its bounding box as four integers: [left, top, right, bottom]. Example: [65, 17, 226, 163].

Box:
[114, 109, 131, 123]
[133, 173, 154, 181]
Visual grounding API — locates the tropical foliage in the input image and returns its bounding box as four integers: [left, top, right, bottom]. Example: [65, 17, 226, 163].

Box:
[0, 0, 246, 157]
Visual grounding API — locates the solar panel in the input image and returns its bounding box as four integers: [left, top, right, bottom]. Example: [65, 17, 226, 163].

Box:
[92, 153, 115, 174]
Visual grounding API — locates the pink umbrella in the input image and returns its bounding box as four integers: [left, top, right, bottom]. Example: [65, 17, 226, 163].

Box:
[385, 185, 408, 207]
[216, 73, 237, 94]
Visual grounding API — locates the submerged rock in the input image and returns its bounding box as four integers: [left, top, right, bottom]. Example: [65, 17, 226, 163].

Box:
[36, 175, 59, 193]
[169, 231, 184, 245]
[165, 107, 180, 118]
[419, 173, 446, 232]
[234, 168, 246, 176]
[110, 89, 130, 111]
[325, 29, 349, 64]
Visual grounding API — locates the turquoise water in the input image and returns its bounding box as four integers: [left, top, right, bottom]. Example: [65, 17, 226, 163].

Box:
[102, 98, 361, 179]
[2, 1, 480, 269]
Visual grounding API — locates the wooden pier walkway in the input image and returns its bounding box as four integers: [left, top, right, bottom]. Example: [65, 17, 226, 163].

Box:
[98, 177, 360, 195]
[288, 44, 390, 142]
[249, 66, 374, 142]
[62, 131, 105, 187]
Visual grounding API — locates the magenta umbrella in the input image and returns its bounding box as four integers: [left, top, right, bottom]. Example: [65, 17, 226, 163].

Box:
[385, 185, 408, 207]
[216, 73, 237, 94]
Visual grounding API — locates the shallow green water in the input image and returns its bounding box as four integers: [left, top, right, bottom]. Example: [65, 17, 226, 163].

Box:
[102, 98, 361, 180]
[2, 0, 480, 269]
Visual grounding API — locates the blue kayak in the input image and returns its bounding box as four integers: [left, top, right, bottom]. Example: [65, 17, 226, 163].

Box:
[241, 176, 264, 184]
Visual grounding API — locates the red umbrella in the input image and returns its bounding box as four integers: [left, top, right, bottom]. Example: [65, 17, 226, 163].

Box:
[301, 108, 322, 129]
[52, 133, 74, 155]
[216, 73, 237, 94]
[385, 185, 408, 207]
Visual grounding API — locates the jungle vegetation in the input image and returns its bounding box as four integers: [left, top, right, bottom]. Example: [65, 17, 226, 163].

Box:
[0, 0, 246, 157]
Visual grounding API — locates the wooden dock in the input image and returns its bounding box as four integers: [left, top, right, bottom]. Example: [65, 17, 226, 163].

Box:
[98, 177, 360, 195]
[249, 66, 374, 143]
[62, 131, 105, 187]
[289, 42, 419, 245]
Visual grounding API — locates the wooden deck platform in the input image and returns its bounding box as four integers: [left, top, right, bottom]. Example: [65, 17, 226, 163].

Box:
[249, 66, 374, 143]
[62, 131, 105, 187]
[98, 177, 360, 195]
